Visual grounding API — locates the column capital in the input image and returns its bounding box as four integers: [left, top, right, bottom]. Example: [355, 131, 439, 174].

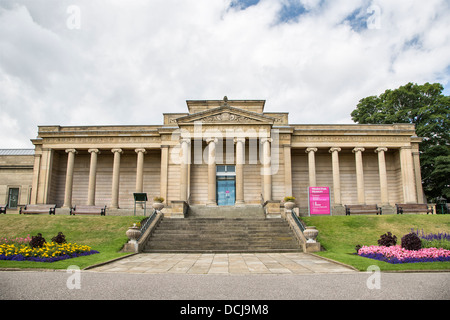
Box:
[234, 137, 246, 144]
[135, 148, 147, 154]
[260, 137, 273, 144]
[88, 148, 100, 154]
[352, 147, 365, 153]
[375, 147, 388, 153]
[205, 138, 218, 144]
[111, 148, 123, 154]
[180, 138, 191, 145]
[329, 147, 341, 153]
[305, 147, 318, 153]
[65, 148, 77, 154]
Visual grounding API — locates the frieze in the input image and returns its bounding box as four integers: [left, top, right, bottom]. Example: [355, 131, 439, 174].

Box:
[42, 136, 161, 144]
[292, 136, 410, 142]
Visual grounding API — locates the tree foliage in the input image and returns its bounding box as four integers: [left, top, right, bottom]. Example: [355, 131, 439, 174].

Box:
[351, 82, 450, 201]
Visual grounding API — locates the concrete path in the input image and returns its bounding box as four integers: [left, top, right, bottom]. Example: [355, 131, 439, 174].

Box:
[89, 252, 357, 274]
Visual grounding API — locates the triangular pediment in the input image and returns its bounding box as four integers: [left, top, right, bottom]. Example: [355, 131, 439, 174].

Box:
[176, 106, 275, 125]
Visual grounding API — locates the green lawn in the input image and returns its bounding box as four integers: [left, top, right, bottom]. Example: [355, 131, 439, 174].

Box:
[0, 215, 144, 269]
[1, 214, 449, 272]
[302, 214, 450, 271]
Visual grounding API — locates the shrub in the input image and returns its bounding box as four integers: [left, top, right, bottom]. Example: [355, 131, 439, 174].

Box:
[284, 196, 295, 202]
[29, 233, 46, 248]
[51, 232, 67, 244]
[378, 232, 397, 247]
[153, 196, 164, 202]
[401, 232, 422, 251]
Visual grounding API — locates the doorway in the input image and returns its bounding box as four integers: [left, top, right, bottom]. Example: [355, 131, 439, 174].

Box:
[216, 165, 236, 206]
[8, 188, 19, 209]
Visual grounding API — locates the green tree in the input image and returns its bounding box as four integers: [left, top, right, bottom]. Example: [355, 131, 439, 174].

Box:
[351, 82, 450, 201]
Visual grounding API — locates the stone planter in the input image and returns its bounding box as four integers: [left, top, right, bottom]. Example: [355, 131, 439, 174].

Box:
[152, 202, 164, 211]
[284, 201, 295, 210]
[126, 224, 141, 243]
[303, 226, 319, 243]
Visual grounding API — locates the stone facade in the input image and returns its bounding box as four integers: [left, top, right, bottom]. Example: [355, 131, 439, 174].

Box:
[0, 98, 424, 215]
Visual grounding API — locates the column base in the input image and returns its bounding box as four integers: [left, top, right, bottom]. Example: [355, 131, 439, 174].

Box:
[206, 201, 217, 207]
[332, 204, 345, 215]
[235, 200, 245, 207]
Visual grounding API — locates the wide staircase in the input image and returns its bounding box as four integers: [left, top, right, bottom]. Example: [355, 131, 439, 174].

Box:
[143, 206, 301, 253]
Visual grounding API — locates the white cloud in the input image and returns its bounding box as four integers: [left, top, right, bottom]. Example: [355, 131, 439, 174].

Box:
[0, 0, 449, 148]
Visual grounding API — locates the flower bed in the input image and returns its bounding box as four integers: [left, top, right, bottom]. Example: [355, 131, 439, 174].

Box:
[358, 245, 450, 264]
[0, 242, 99, 263]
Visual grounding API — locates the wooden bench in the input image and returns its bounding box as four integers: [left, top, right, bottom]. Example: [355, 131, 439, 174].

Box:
[396, 203, 433, 214]
[70, 205, 106, 216]
[20, 204, 56, 215]
[345, 204, 382, 215]
[0, 205, 6, 214]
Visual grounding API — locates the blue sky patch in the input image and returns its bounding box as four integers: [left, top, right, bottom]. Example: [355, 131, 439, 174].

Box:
[278, 0, 309, 23]
[343, 7, 369, 32]
[229, 0, 260, 10]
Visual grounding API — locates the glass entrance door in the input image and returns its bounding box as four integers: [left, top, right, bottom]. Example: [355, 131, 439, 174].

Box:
[217, 177, 236, 206]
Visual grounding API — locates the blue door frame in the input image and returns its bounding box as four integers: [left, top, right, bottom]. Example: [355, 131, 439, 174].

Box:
[216, 177, 236, 206]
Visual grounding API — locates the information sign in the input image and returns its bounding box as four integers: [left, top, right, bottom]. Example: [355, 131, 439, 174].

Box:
[308, 187, 331, 215]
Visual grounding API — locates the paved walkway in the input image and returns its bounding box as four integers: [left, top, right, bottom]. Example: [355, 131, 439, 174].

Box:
[89, 252, 357, 274]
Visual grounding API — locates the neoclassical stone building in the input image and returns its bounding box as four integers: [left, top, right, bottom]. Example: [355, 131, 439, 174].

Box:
[1, 98, 424, 215]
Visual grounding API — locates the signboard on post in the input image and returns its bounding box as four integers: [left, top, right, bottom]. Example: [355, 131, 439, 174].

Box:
[308, 187, 331, 215]
[133, 193, 148, 216]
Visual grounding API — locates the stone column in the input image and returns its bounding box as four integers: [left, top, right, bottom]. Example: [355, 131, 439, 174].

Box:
[235, 137, 245, 206]
[179, 139, 190, 202]
[306, 147, 318, 187]
[261, 138, 272, 201]
[206, 138, 218, 206]
[284, 144, 292, 197]
[375, 147, 389, 205]
[30, 153, 42, 205]
[63, 149, 77, 208]
[135, 148, 146, 193]
[160, 146, 169, 204]
[399, 146, 417, 204]
[352, 147, 365, 204]
[87, 149, 100, 206]
[111, 148, 123, 209]
[329, 147, 342, 205]
[412, 147, 424, 204]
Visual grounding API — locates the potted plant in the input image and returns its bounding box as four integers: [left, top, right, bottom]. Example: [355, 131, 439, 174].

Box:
[283, 196, 296, 210]
[152, 196, 165, 211]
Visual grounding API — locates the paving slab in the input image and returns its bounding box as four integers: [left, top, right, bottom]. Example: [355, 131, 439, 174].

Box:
[89, 252, 357, 274]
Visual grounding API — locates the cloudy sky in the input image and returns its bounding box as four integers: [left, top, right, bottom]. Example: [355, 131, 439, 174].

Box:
[1, 0, 449, 148]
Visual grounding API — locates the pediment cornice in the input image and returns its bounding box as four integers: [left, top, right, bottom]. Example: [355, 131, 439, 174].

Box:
[176, 106, 275, 125]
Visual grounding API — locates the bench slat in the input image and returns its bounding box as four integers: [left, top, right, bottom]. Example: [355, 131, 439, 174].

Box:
[396, 204, 432, 214]
[345, 204, 382, 215]
[70, 205, 106, 216]
[20, 204, 56, 215]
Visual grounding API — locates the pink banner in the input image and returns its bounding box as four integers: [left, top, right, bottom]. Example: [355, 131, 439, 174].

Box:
[309, 187, 331, 215]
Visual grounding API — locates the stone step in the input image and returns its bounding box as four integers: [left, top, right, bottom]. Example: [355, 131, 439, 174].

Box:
[143, 214, 301, 253]
[187, 205, 266, 219]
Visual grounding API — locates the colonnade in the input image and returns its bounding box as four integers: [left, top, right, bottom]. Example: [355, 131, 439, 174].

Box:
[60, 142, 421, 209]
[305, 146, 420, 206]
[62, 148, 148, 209]
[178, 137, 274, 206]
